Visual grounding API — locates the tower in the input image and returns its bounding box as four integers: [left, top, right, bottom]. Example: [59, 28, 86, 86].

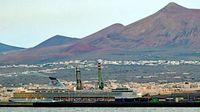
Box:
[75, 67, 82, 90]
[97, 62, 104, 90]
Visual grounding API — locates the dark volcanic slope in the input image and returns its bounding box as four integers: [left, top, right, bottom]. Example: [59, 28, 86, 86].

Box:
[0, 43, 24, 53]
[66, 23, 125, 54]
[35, 35, 79, 48]
[121, 2, 200, 48]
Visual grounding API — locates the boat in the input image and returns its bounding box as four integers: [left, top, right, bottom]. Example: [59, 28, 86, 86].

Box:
[10, 77, 138, 103]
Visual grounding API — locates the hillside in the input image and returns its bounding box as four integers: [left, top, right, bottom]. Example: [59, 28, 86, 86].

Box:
[1, 2, 200, 64]
[0, 43, 24, 53]
[64, 2, 200, 60]
[35, 35, 79, 48]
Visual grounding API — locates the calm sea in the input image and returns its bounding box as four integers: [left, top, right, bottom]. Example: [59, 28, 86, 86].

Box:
[0, 107, 200, 112]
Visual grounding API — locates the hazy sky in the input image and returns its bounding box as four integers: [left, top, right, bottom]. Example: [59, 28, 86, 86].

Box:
[0, 0, 200, 48]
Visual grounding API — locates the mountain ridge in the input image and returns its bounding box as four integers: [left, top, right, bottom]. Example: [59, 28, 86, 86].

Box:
[0, 43, 24, 53]
[34, 35, 79, 48]
[1, 2, 200, 64]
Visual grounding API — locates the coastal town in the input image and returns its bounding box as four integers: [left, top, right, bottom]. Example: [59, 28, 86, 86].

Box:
[1, 59, 200, 77]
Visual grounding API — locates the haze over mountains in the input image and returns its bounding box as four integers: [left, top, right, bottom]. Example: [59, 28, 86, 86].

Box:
[1, 2, 200, 64]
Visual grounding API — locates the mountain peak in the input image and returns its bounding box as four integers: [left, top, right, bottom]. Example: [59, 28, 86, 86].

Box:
[161, 2, 187, 13]
[101, 23, 124, 32]
[166, 2, 180, 7]
[34, 35, 79, 48]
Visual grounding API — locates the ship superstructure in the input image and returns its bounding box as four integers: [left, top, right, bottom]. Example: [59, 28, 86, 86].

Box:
[11, 87, 137, 103]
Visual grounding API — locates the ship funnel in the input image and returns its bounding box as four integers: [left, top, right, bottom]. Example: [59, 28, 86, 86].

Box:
[49, 77, 65, 88]
[97, 60, 104, 90]
[75, 67, 82, 90]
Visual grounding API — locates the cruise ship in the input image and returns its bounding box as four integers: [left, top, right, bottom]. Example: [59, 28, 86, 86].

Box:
[10, 78, 138, 104]
[8, 62, 140, 106]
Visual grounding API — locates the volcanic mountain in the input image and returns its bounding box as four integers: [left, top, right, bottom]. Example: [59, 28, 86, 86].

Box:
[34, 35, 79, 48]
[120, 2, 200, 48]
[1, 2, 200, 64]
[62, 2, 200, 60]
[0, 43, 24, 53]
[68, 2, 200, 52]
[0, 35, 80, 64]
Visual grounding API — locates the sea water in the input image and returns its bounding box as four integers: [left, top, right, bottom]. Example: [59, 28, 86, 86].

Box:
[0, 107, 200, 112]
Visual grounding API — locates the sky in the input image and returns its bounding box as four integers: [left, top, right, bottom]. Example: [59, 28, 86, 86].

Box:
[0, 0, 200, 48]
